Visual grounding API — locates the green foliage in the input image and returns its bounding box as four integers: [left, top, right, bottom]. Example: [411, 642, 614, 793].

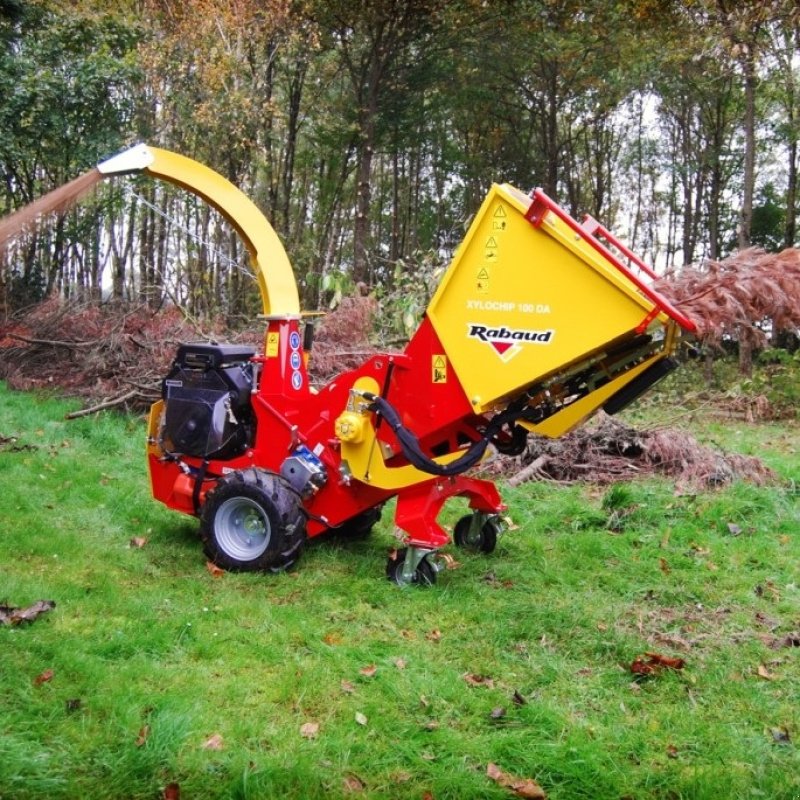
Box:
[374, 250, 447, 339]
[747, 348, 800, 417]
[751, 184, 787, 252]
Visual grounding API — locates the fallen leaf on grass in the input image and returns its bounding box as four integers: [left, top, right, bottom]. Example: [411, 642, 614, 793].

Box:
[393, 657, 407, 670]
[502, 515, 519, 531]
[423, 720, 439, 731]
[770, 726, 791, 744]
[300, 722, 320, 739]
[463, 673, 495, 688]
[33, 668, 54, 686]
[630, 652, 685, 677]
[355, 712, 368, 726]
[512, 690, 527, 706]
[340, 680, 356, 694]
[343, 774, 365, 792]
[426, 629, 442, 642]
[659, 557, 671, 575]
[726, 522, 742, 536]
[666, 744, 679, 759]
[754, 581, 781, 601]
[483, 571, 514, 589]
[490, 707, 506, 720]
[323, 631, 342, 646]
[754, 611, 780, 631]
[359, 664, 377, 678]
[135, 725, 150, 747]
[162, 783, 180, 800]
[486, 763, 546, 799]
[0, 600, 56, 626]
[439, 553, 460, 570]
[757, 664, 775, 681]
[129, 537, 148, 549]
[206, 561, 225, 578]
[202, 733, 224, 750]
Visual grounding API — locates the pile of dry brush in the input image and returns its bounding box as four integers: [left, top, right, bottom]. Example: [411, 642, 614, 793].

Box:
[0, 294, 380, 418]
[655, 246, 800, 349]
[488, 413, 774, 488]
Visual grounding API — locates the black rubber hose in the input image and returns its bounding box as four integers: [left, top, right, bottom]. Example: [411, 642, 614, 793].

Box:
[363, 392, 521, 477]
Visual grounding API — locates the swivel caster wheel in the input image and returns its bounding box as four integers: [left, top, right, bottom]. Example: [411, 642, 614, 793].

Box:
[386, 547, 438, 587]
[453, 513, 502, 554]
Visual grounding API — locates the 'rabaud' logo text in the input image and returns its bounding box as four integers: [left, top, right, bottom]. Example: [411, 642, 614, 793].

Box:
[467, 323, 554, 361]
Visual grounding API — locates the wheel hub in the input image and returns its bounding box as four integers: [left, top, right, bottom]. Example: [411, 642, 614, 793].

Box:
[215, 496, 271, 560]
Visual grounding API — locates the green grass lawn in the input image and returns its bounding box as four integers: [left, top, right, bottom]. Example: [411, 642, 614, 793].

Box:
[1, 382, 799, 799]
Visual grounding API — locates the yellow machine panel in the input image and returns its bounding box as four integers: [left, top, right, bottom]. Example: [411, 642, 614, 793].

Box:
[426, 184, 669, 414]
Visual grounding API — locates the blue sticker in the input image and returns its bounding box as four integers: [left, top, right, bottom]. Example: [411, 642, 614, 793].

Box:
[289, 331, 301, 350]
[290, 351, 302, 370]
[291, 370, 303, 390]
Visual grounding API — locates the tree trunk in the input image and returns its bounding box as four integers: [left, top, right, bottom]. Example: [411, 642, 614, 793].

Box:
[738, 52, 757, 249]
[352, 109, 376, 285]
[786, 104, 797, 247]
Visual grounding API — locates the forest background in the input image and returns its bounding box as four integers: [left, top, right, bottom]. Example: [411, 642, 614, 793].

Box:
[0, 0, 799, 330]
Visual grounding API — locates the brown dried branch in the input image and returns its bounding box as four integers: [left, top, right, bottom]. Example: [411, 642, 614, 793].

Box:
[64, 389, 142, 419]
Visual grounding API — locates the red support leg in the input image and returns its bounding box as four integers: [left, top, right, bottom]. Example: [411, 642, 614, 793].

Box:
[394, 476, 506, 549]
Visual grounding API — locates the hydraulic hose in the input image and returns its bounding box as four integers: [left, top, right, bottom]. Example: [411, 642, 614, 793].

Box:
[362, 392, 526, 477]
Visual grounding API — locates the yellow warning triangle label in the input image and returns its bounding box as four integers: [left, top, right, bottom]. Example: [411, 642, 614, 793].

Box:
[485, 236, 498, 248]
[493, 205, 507, 218]
[433, 356, 446, 368]
[477, 268, 490, 279]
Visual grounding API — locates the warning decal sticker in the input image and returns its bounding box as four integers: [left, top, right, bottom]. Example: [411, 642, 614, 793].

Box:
[432, 355, 447, 383]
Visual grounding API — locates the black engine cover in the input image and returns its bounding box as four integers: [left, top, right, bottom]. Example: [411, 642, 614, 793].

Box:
[161, 343, 256, 459]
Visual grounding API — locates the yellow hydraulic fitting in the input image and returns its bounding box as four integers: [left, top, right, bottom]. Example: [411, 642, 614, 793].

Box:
[335, 411, 368, 444]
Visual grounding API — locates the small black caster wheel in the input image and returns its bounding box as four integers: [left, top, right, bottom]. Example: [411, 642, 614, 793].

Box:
[386, 548, 437, 587]
[453, 514, 501, 554]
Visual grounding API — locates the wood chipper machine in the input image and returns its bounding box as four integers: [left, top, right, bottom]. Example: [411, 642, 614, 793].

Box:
[96, 144, 696, 585]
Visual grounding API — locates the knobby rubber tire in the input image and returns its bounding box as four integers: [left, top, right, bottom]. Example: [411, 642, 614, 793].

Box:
[200, 468, 306, 572]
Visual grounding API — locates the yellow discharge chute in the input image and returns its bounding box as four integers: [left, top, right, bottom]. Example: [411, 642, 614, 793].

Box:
[97, 144, 300, 317]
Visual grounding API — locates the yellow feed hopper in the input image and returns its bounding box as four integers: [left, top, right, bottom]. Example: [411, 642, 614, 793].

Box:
[426, 184, 695, 437]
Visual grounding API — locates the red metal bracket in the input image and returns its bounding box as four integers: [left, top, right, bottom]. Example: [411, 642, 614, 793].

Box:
[394, 476, 506, 549]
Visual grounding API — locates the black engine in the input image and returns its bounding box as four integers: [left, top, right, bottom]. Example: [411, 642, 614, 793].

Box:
[160, 342, 256, 460]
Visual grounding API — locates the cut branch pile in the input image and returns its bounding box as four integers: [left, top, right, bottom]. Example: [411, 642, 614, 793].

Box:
[0, 298, 238, 414]
[0, 295, 379, 414]
[0, 296, 777, 489]
[491, 413, 774, 488]
[306, 293, 380, 382]
[655, 247, 800, 346]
